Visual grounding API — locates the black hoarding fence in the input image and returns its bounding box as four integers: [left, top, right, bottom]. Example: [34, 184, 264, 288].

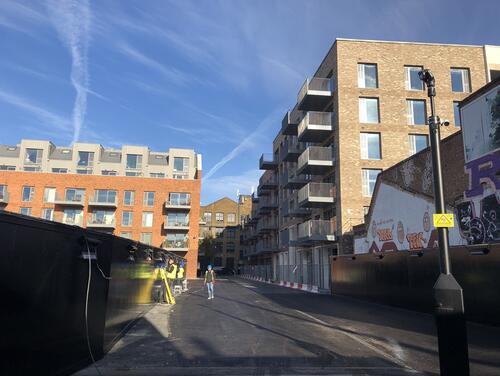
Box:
[0, 211, 185, 375]
[331, 245, 500, 326]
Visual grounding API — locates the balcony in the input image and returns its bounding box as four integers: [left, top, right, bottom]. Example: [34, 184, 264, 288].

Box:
[258, 197, 278, 214]
[61, 217, 83, 226]
[54, 195, 85, 207]
[87, 216, 116, 229]
[162, 239, 189, 252]
[279, 140, 304, 162]
[298, 183, 335, 208]
[163, 220, 190, 231]
[256, 240, 278, 254]
[281, 109, 303, 135]
[165, 200, 191, 210]
[259, 153, 278, 170]
[283, 171, 310, 190]
[257, 174, 278, 196]
[298, 219, 336, 243]
[298, 112, 333, 143]
[297, 146, 334, 175]
[257, 219, 278, 234]
[297, 77, 333, 111]
[88, 197, 118, 208]
[0, 191, 9, 204]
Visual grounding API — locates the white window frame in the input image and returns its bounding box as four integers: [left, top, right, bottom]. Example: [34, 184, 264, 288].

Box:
[41, 208, 54, 221]
[143, 191, 155, 206]
[405, 66, 424, 91]
[357, 63, 378, 88]
[20, 207, 32, 216]
[216, 212, 224, 222]
[122, 211, 133, 227]
[453, 102, 461, 127]
[142, 211, 154, 227]
[359, 98, 379, 124]
[43, 187, 56, 203]
[406, 99, 426, 125]
[124, 190, 135, 206]
[409, 134, 429, 156]
[360, 133, 381, 160]
[140, 232, 152, 245]
[227, 213, 236, 223]
[22, 186, 34, 202]
[361, 169, 382, 197]
[451, 68, 470, 93]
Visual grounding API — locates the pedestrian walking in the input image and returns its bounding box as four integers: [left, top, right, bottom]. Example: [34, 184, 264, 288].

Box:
[204, 264, 215, 299]
[166, 258, 178, 295]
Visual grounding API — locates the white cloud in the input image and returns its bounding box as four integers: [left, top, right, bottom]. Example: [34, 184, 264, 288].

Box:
[202, 109, 282, 181]
[46, 0, 91, 144]
[0, 89, 71, 132]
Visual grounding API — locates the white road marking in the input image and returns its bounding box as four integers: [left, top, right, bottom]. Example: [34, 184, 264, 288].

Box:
[294, 309, 417, 372]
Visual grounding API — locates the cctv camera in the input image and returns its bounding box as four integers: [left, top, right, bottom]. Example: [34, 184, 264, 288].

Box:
[441, 119, 450, 127]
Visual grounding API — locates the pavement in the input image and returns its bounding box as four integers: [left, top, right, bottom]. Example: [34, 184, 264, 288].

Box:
[75, 277, 500, 376]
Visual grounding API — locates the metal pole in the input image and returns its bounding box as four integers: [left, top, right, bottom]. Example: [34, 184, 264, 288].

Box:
[420, 69, 469, 376]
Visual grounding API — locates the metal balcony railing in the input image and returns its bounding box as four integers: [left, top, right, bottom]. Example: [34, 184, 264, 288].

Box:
[54, 194, 85, 206]
[259, 153, 278, 170]
[298, 112, 333, 139]
[298, 219, 336, 241]
[87, 216, 116, 227]
[298, 183, 335, 207]
[297, 78, 333, 105]
[297, 146, 334, 174]
[163, 239, 189, 249]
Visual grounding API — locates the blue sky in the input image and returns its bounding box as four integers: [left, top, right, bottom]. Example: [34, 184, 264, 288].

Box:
[0, 0, 499, 204]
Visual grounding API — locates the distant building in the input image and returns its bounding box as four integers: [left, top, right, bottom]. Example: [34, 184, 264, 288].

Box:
[199, 195, 252, 269]
[241, 39, 500, 291]
[0, 139, 202, 278]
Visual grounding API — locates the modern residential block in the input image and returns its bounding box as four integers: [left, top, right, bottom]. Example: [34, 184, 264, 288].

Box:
[0, 139, 202, 278]
[241, 39, 500, 292]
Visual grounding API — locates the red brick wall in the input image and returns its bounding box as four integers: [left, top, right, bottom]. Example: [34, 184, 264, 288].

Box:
[0, 171, 201, 278]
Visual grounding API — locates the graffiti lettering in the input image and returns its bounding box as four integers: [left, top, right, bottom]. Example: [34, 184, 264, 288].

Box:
[465, 152, 500, 198]
[376, 228, 393, 241]
[406, 232, 425, 250]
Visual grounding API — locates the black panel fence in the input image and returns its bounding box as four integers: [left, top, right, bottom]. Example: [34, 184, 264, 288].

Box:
[331, 245, 500, 326]
[0, 211, 185, 375]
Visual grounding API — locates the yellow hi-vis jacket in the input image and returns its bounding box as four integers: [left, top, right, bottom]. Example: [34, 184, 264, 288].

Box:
[166, 264, 178, 280]
[177, 267, 185, 279]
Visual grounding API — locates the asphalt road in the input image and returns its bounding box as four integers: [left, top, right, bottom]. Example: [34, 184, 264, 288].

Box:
[77, 277, 500, 376]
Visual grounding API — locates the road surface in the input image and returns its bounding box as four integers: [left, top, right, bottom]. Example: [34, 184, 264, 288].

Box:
[76, 277, 500, 375]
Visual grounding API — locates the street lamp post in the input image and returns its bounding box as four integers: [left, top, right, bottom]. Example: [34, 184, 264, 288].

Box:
[419, 69, 470, 375]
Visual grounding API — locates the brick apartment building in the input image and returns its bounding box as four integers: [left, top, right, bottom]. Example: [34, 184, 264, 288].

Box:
[199, 195, 252, 270]
[0, 139, 202, 278]
[241, 39, 500, 291]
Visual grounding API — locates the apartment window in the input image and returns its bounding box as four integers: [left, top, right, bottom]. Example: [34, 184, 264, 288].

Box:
[143, 191, 155, 206]
[43, 187, 56, 203]
[19, 207, 32, 216]
[405, 66, 423, 90]
[22, 186, 34, 202]
[216, 212, 224, 222]
[227, 213, 236, 223]
[407, 99, 427, 125]
[52, 168, 68, 173]
[166, 233, 188, 248]
[0, 165, 16, 171]
[24, 166, 41, 172]
[360, 133, 381, 160]
[63, 209, 83, 225]
[120, 232, 132, 239]
[77, 151, 94, 167]
[451, 68, 470, 93]
[0, 185, 6, 199]
[122, 211, 133, 226]
[361, 169, 382, 197]
[124, 191, 135, 206]
[102, 170, 117, 176]
[94, 189, 117, 204]
[125, 171, 142, 177]
[357, 63, 378, 88]
[65, 188, 85, 201]
[168, 212, 189, 226]
[169, 192, 190, 206]
[142, 212, 153, 227]
[453, 102, 461, 127]
[359, 98, 379, 123]
[41, 208, 53, 221]
[90, 210, 115, 225]
[25, 148, 42, 164]
[173, 157, 189, 172]
[76, 168, 92, 175]
[126, 154, 142, 169]
[409, 134, 429, 155]
[203, 212, 212, 223]
[150, 173, 165, 178]
[140, 232, 152, 245]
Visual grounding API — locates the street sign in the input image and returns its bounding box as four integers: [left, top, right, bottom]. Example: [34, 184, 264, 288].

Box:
[433, 213, 454, 228]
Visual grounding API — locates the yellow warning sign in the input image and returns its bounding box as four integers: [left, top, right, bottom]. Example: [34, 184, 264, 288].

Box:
[433, 213, 455, 228]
